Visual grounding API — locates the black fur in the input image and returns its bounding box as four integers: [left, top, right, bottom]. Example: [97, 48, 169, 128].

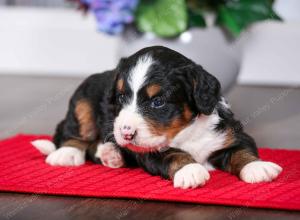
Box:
[52, 46, 259, 181]
[53, 71, 117, 147]
[209, 104, 258, 172]
[192, 66, 221, 115]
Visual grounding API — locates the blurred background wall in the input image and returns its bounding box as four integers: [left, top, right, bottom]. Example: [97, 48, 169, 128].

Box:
[0, 0, 299, 84]
[0, 0, 68, 7]
[0, 0, 118, 76]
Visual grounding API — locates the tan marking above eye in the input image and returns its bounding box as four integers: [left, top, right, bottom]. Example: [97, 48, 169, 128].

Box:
[117, 79, 125, 92]
[146, 84, 161, 98]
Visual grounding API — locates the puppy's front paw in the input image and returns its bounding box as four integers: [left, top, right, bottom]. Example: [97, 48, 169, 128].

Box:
[46, 147, 85, 166]
[95, 142, 124, 168]
[240, 161, 282, 183]
[173, 163, 210, 189]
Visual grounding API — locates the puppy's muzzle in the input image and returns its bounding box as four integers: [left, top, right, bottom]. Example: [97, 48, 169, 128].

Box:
[120, 125, 136, 141]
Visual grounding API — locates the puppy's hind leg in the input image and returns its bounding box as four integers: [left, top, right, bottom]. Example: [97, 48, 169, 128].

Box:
[43, 98, 97, 166]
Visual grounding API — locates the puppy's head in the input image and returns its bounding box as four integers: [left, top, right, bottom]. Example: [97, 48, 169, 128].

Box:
[112, 46, 220, 152]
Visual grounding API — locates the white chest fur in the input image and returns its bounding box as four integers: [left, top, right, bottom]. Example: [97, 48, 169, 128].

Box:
[169, 112, 227, 164]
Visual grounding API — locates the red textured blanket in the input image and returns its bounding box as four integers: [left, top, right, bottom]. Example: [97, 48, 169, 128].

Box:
[0, 135, 299, 211]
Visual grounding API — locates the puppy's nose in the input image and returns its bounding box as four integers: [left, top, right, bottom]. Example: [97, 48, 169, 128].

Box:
[120, 125, 136, 141]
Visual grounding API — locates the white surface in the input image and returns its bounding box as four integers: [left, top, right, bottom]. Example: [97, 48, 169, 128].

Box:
[0, 7, 119, 76]
[0, 7, 300, 86]
[274, 0, 300, 22]
[238, 21, 300, 86]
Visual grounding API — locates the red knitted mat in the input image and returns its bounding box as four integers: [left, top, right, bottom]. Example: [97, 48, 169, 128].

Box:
[0, 135, 299, 211]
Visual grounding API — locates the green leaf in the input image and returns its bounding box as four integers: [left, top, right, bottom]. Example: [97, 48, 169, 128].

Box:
[188, 8, 206, 28]
[216, 0, 281, 37]
[135, 0, 188, 38]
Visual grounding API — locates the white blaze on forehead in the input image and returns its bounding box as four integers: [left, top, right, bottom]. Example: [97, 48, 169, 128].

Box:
[126, 55, 153, 112]
[129, 55, 153, 93]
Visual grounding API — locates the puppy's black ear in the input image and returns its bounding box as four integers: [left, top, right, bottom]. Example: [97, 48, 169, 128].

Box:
[191, 65, 221, 115]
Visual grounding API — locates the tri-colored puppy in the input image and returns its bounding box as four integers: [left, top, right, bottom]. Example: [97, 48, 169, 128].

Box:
[32, 46, 282, 189]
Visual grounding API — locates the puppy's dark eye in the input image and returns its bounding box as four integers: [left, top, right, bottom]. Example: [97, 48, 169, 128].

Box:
[151, 97, 165, 108]
[118, 94, 127, 105]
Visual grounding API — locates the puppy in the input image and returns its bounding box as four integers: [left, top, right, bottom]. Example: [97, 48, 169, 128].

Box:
[32, 46, 282, 189]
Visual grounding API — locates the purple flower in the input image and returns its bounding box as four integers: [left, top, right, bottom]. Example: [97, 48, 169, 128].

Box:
[81, 0, 139, 35]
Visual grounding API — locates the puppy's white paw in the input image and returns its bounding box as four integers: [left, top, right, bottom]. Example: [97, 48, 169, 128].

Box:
[31, 139, 56, 155]
[173, 163, 210, 189]
[46, 146, 85, 166]
[240, 161, 282, 183]
[95, 142, 124, 168]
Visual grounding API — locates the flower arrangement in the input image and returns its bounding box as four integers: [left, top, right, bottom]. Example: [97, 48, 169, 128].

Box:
[71, 0, 280, 37]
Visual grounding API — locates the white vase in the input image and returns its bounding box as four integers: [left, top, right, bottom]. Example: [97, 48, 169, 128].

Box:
[117, 27, 239, 93]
